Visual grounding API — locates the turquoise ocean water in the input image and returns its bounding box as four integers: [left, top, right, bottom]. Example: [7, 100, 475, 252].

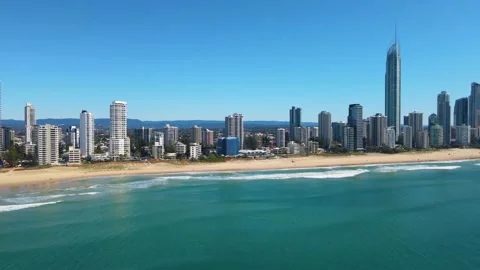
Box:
[1, 161, 480, 269]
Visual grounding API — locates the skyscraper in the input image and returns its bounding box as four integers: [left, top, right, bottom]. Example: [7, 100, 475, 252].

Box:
[386, 127, 396, 148]
[454, 97, 469, 126]
[80, 110, 95, 158]
[202, 129, 214, 146]
[36, 124, 59, 165]
[191, 125, 202, 145]
[276, 128, 286, 147]
[348, 104, 363, 150]
[332, 121, 346, 144]
[164, 124, 179, 146]
[469, 82, 480, 128]
[65, 126, 79, 148]
[437, 91, 451, 145]
[289, 106, 301, 141]
[24, 103, 36, 144]
[403, 126, 413, 149]
[109, 101, 130, 159]
[318, 111, 332, 148]
[369, 113, 387, 147]
[408, 111, 423, 147]
[133, 127, 153, 146]
[385, 33, 401, 141]
[430, 124, 443, 147]
[225, 113, 244, 149]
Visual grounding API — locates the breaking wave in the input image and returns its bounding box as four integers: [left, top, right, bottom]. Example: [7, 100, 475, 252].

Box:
[374, 165, 461, 173]
[0, 201, 62, 213]
[2, 192, 99, 204]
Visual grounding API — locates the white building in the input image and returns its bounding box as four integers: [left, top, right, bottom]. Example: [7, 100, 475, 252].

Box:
[24, 103, 36, 144]
[67, 146, 81, 164]
[287, 141, 300, 155]
[192, 125, 202, 145]
[175, 141, 187, 154]
[385, 127, 396, 148]
[311, 127, 319, 139]
[403, 126, 413, 149]
[80, 110, 95, 157]
[164, 124, 179, 146]
[225, 113, 244, 149]
[152, 143, 164, 159]
[203, 129, 214, 146]
[153, 131, 164, 146]
[109, 101, 130, 159]
[276, 128, 286, 147]
[189, 143, 202, 159]
[318, 111, 332, 148]
[455, 125, 471, 146]
[307, 141, 319, 153]
[65, 126, 80, 148]
[36, 124, 59, 165]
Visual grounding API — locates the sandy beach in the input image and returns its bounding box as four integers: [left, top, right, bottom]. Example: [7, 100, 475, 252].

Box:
[1, 148, 479, 188]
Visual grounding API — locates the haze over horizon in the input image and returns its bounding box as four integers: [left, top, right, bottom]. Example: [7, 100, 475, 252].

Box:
[1, 0, 479, 122]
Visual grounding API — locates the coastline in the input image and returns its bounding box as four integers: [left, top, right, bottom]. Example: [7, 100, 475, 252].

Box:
[1, 148, 479, 188]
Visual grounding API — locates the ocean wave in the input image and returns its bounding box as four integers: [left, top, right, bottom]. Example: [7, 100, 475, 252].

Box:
[0, 201, 61, 213]
[205, 169, 370, 180]
[475, 163, 480, 166]
[374, 165, 461, 173]
[2, 192, 99, 204]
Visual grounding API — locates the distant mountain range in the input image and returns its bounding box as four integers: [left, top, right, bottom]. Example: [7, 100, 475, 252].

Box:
[1, 119, 318, 130]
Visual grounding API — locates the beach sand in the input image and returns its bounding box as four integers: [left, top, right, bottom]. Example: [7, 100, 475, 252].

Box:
[1, 148, 479, 187]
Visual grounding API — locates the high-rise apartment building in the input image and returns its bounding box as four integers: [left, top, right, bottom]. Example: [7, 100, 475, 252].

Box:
[416, 131, 429, 149]
[332, 121, 346, 144]
[109, 101, 130, 159]
[202, 129, 214, 146]
[455, 125, 470, 146]
[403, 126, 413, 149]
[24, 103, 36, 144]
[153, 131, 164, 146]
[225, 113, 244, 149]
[318, 111, 332, 148]
[2, 127, 15, 150]
[386, 127, 396, 148]
[276, 128, 286, 148]
[164, 124, 179, 146]
[403, 115, 409, 126]
[454, 97, 469, 126]
[385, 35, 401, 141]
[470, 82, 480, 128]
[133, 127, 153, 146]
[191, 125, 202, 145]
[66, 126, 80, 148]
[430, 124, 443, 147]
[408, 111, 423, 147]
[437, 91, 451, 145]
[289, 106, 301, 142]
[369, 113, 387, 147]
[348, 104, 363, 150]
[311, 127, 319, 139]
[36, 124, 59, 165]
[343, 126, 355, 152]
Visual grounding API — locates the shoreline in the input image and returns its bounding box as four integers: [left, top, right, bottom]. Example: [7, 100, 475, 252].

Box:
[1, 148, 480, 188]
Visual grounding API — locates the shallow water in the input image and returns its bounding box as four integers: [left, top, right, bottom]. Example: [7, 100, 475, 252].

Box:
[1, 162, 480, 269]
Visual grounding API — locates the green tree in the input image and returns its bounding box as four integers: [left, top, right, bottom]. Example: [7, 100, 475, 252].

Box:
[95, 145, 103, 154]
[5, 147, 19, 167]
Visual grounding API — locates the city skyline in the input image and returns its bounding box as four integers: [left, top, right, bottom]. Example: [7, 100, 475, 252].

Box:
[1, 1, 479, 122]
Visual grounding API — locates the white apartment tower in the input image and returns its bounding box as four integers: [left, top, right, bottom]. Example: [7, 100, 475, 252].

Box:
[318, 111, 332, 148]
[24, 103, 36, 144]
[225, 113, 244, 149]
[192, 125, 202, 145]
[36, 124, 59, 165]
[276, 128, 286, 147]
[80, 110, 95, 157]
[109, 101, 130, 159]
[164, 124, 179, 146]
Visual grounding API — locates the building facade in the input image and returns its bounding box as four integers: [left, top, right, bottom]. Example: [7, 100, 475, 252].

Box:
[24, 103, 36, 144]
[225, 113, 244, 149]
[36, 124, 59, 165]
[318, 111, 332, 148]
[164, 124, 179, 146]
[189, 143, 202, 159]
[343, 126, 355, 152]
[429, 124, 443, 147]
[289, 106, 302, 142]
[416, 131, 429, 149]
[348, 104, 364, 150]
[276, 128, 286, 147]
[216, 137, 240, 156]
[385, 39, 401, 141]
[109, 101, 130, 159]
[133, 127, 153, 146]
[67, 146, 81, 164]
[369, 113, 387, 147]
[202, 129, 214, 146]
[454, 97, 469, 126]
[403, 126, 413, 149]
[191, 125, 202, 145]
[437, 91, 451, 145]
[174, 142, 187, 154]
[470, 82, 480, 128]
[408, 111, 423, 147]
[332, 121, 346, 144]
[386, 127, 396, 148]
[455, 125, 470, 146]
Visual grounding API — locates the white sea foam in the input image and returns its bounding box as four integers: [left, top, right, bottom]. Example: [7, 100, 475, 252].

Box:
[475, 163, 480, 166]
[205, 169, 369, 180]
[2, 192, 99, 204]
[106, 177, 169, 191]
[374, 165, 461, 173]
[0, 201, 61, 213]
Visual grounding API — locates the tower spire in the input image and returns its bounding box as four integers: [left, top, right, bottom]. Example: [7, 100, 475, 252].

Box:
[394, 21, 397, 44]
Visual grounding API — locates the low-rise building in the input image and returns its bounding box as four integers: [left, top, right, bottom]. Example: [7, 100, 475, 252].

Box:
[216, 137, 240, 156]
[152, 143, 164, 159]
[189, 143, 202, 160]
[287, 141, 300, 155]
[174, 141, 187, 155]
[67, 146, 81, 164]
[307, 141, 319, 154]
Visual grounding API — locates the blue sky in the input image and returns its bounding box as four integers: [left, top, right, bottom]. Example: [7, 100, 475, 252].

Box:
[1, 0, 479, 122]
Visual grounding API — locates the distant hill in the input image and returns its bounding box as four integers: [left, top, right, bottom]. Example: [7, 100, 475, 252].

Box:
[1, 119, 317, 130]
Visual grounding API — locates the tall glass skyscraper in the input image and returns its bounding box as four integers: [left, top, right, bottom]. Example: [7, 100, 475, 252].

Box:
[289, 106, 301, 142]
[385, 35, 401, 141]
[437, 91, 451, 145]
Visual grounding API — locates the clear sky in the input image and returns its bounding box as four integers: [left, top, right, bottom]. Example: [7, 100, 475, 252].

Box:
[1, 0, 479, 122]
